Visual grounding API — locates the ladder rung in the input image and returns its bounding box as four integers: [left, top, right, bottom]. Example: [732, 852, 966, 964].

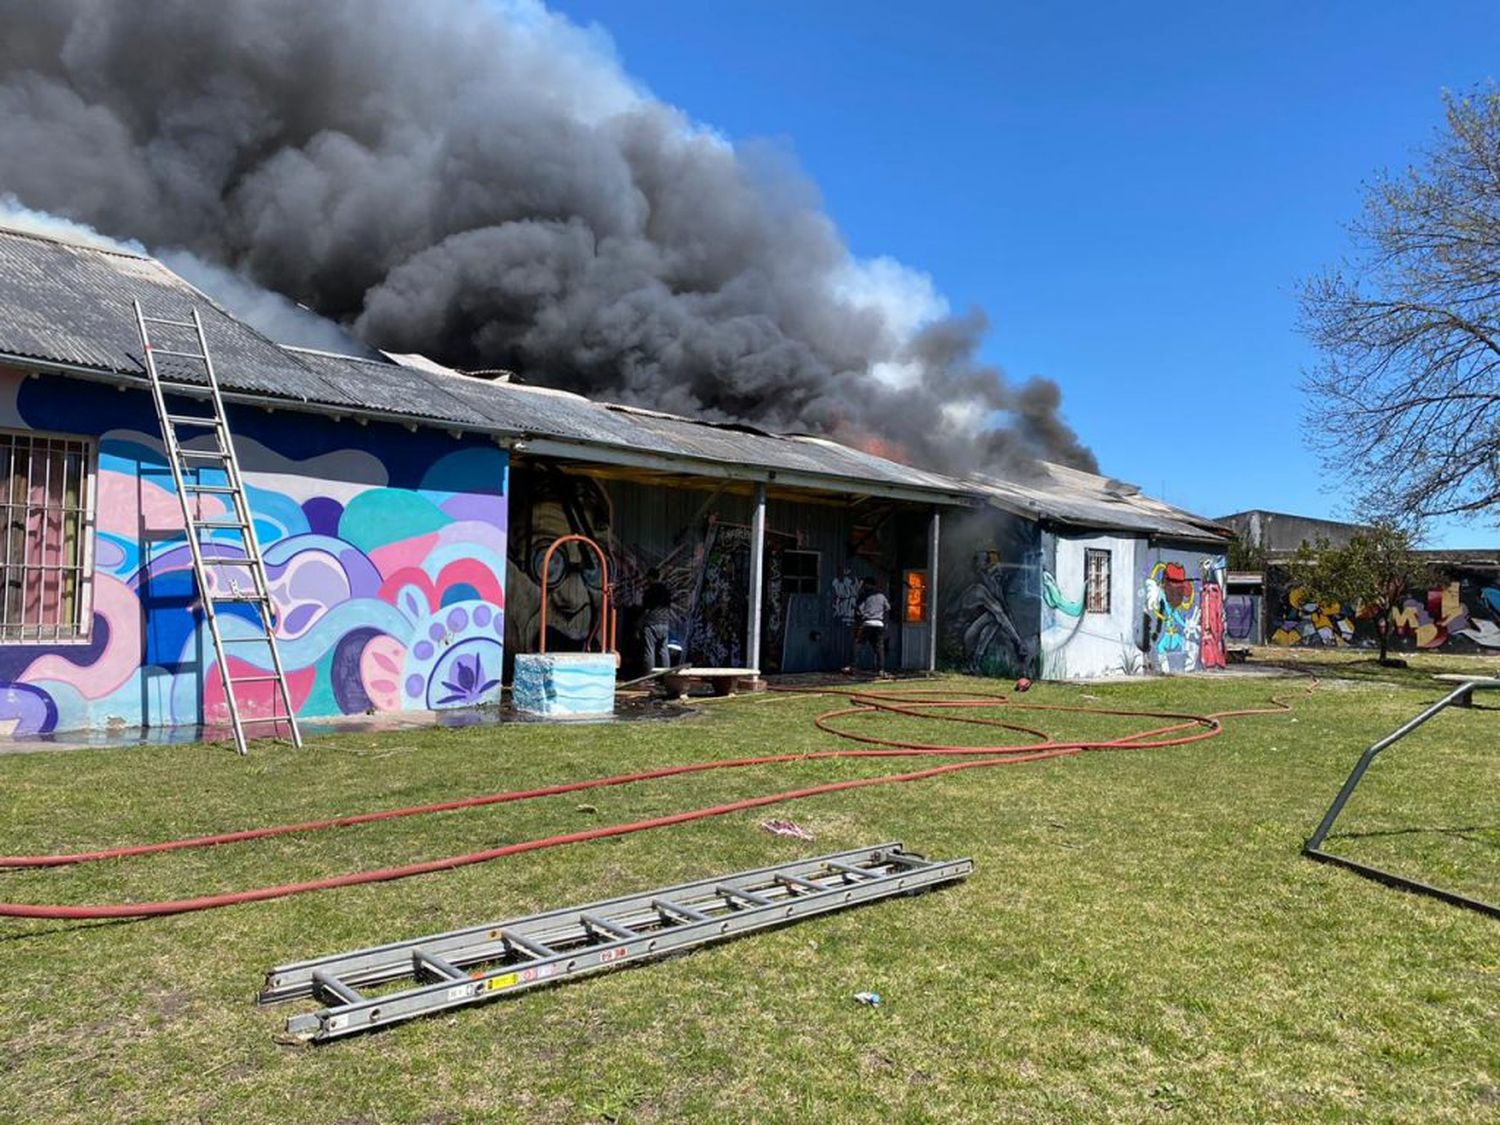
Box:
[312, 971, 362, 1005]
[221, 635, 274, 643]
[178, 449, 229, 460]
[652, 898, 711, 923]
[238, 715, 294, 726]
[579, 912, 639, 941]
[154, 380, 209, 392]
[502, 931, 556, 959]
[717, 885, 774, 907]
[166, 413, 219, 427]
[150, 347, 209, 361]
[825, 861, 878, 880]
[183, 483, 237, 493]
[195, 519, 249, 529]
[412, 949, 468, 982]
[774, 873, 826, 893]
[230, 675, 282, 685]
[142, 315, 198, 328]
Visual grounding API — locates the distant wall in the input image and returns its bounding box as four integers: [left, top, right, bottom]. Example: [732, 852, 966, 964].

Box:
[1267, 564, 1500, 652]
[504, 463, 913, 676]
[1221, 511, 1365, 554]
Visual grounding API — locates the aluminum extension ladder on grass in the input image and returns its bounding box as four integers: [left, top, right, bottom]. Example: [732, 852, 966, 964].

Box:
[132, 300, 302, 756]
[259, 843, 972, 1041]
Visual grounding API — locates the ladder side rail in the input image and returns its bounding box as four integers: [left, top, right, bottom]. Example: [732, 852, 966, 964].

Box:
[283, 854, 974, 1040]
[261, 849, 968, 1006]
[133, 300, 248, 755]
[261, 843, 914, 997]
[189, 309, 303, 749]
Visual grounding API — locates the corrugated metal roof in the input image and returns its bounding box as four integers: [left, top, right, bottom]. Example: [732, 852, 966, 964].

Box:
[0, 227, 361, 405]
[0, 225, 1229, 528]
[0, 225, 971, 500]
[970, 461, 1233, 544]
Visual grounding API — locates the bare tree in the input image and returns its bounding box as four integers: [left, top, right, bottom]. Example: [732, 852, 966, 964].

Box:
[1301, 87, 1500, 521]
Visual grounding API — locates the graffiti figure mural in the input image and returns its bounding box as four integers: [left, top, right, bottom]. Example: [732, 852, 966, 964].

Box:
[1144, 561, 1199, 672]
[956, 550, 1034, 676]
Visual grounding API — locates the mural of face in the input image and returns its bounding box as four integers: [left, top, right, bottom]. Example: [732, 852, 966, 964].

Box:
[505, 468, 612, 656]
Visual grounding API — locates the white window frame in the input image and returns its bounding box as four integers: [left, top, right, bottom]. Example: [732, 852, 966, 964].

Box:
[0, 427, 98, 644]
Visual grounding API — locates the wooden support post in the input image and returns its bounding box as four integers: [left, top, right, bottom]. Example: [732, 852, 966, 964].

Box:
[747, 481, 766, 672]
[927, 507, 941, 672]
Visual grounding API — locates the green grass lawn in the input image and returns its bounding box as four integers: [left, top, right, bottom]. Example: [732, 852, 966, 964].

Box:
[1, 657, 1497, 1123]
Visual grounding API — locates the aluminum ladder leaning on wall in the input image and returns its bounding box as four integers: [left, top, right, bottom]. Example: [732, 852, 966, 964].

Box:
[131, 300, 302, 755]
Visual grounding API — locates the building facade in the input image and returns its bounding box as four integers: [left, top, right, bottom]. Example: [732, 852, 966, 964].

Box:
[0, 364, 508, 735]
[941, 464, 1232, 679]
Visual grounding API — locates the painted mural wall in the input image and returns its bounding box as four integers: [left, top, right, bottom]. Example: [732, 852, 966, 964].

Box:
[939, 514, 1231, 680]
[1040, 531, 1144, 678]
[503, 464, 904, 677]
[1141, 548, 1228, 673]
[937, 509, 1042, 677]
[1266, 566, 1500, 652]
[0, 369, 508, 736]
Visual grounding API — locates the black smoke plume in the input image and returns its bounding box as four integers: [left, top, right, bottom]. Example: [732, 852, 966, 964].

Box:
[0, 0, 1096, 475]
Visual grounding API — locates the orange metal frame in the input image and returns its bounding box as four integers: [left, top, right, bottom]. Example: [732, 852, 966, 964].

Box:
[537, 534, 615, 654]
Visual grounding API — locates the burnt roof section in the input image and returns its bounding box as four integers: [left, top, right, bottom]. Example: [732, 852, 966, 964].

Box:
[0, 224, 971, 502]
[971, 460, 1232, 545]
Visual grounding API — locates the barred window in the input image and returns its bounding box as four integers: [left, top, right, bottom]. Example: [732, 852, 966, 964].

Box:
[1085, 548, 1111, 614]
[0, 431, 95, 642]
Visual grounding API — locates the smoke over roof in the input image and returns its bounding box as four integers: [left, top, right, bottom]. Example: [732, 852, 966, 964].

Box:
[0, 0, 1096, 474]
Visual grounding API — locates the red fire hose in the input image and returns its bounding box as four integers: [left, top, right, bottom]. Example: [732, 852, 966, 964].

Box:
[0, 684, 1309, 919]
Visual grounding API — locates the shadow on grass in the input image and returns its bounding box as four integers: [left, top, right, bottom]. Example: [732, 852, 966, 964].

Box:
[0, 914, 151, 943]
[1331, 824, 1500, 851]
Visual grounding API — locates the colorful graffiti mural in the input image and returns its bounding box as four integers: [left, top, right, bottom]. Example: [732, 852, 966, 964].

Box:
[1269, 587, 1358, 647]
[1141, 555, 1227, 673]
[1267, 571, 1500, 652]
[1390, 582, 1473, 648]
[1143, 561, 1198, 672]
[0, 371, 507, 735]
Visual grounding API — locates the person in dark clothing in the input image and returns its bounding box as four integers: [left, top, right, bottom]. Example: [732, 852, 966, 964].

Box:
[640, 568, 674, 670]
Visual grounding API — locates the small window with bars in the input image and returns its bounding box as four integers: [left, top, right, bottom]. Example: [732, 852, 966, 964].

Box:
[780, 550, 820, 595]
[1084, 548, 1111, 614]
[0, 431, 95, 642]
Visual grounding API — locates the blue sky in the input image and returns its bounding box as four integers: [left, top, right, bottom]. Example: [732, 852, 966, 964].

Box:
[551, 1, 1500, 546]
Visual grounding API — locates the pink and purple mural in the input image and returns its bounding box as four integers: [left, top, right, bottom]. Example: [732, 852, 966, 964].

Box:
[0, 368, 507, 736]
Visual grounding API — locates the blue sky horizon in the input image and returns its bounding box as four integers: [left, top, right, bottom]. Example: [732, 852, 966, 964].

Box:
[551, 0, 1500, 547]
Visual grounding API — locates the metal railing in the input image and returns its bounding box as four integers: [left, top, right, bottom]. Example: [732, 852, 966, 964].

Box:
[1304, 678, 1498, 919]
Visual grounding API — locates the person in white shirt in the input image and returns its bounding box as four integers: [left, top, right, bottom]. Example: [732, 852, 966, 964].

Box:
[848, 577, 891, 676]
